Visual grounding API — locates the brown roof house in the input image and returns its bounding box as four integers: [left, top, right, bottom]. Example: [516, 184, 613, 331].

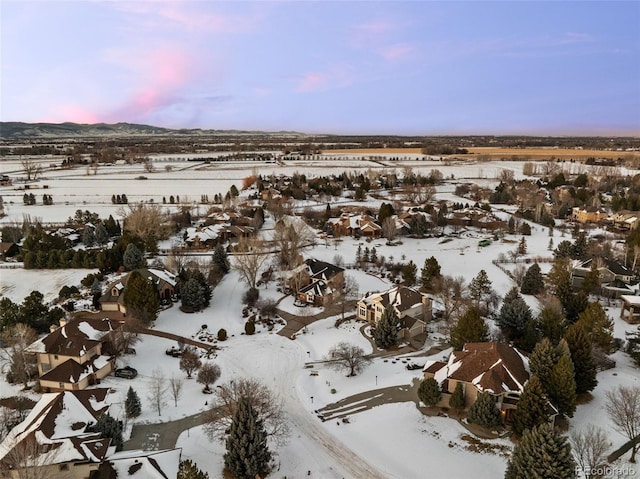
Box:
[422, 342, 552, 424]
[26, 317, 124, 392]
[296, 259, 345, 306]
[100, 268, 177, 316]
[0, 388, 112, 479]
[357, 286, 432, 339]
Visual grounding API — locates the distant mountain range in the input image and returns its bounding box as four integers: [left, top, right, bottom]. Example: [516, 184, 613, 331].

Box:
[0, 122, 304, 139]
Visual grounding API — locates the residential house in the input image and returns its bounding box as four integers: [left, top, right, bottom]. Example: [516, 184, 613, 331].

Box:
[26, 317, 124, 392]
[572, 206, 608, 224]
[184, 224, 225, 249]
[608, 211, 640, 231]
[356, 286, 431, 339]
[0, 388, 112, 479]
[296, 259, 345, 306]
[571, 257, 636, 297]
[100, 268, 177, 315]
[0, 242, 19, 260]
[423, 342, 549, 423]
[99, 449, 182, 479]
[327, 213, 382, 238]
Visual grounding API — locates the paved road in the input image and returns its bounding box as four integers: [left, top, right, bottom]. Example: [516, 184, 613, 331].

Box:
[125, 411, 211, 451]
[276, 300, 357, 338]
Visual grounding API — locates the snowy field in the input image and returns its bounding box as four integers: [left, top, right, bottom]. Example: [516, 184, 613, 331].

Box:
[1, 155, 640, 478]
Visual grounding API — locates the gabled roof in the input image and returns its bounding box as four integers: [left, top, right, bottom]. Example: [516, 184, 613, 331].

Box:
[103, 449, 182, 479]
[100, 268, 177, 304]
[578, 257, 633, 277]
[299, 280, 331, 296]
[361, 286, 425, 314]
[28, 317, 123, 356]
[0, 389, 111, 467]
[305, 258, 344, 282]
[39, 356, 111, 384]
[424, 342, 529, 395]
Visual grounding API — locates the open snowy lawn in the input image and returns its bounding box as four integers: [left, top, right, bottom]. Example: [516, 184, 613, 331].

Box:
[0, 268, 96, 303]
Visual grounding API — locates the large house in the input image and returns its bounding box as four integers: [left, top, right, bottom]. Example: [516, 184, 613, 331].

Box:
[0, 388, 112, 478]
[423, 342, 545, 423]
[571, 257, 636, 297]
[100, 268, 177, 315]
[357, 286, 432, 339]
[327, 213, 382, 238]
[608, 210, 640, 231]
[572, 206, 608, 224]
[0, 389, 181, 479]
[26, 317, 124, 392]
[296, 259, 345, 306]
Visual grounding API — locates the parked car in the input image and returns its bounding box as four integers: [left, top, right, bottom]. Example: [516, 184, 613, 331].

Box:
[406, 362, 423, 371]
[114, 366, 138, 379]
[165, 346, 183, 357]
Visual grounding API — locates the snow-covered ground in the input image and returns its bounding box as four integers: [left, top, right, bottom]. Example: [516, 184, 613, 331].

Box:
[2, 156, 640, 478]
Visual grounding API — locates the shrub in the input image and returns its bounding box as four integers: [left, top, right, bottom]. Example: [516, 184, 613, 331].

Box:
[217, 328, 227, 341]
[245, 320, 256, 335]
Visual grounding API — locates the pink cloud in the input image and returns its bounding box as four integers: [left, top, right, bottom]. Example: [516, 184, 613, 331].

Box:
[295, 65, 354, 93]
[46, 105, 99, 124]
[296, 72, 328, 93]
[379, 43, 414, 62]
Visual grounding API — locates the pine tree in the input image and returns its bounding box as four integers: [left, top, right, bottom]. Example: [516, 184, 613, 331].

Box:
[497, 287, 532, 340]
[212, 245, 230, 275]
[372, 306, 399, 349]
[548, 354, 577, 417]
[122, 270, 160, 325]
[564, 323, 597, 394]
[95, 223, 109, 245]
[517, 237, 528, 255]
[449, 382, 465, 412]
[581, 262, 600, 294]
[224, 397, 271, 479]
[529, 338, 561, 387]
[505, 424, 575, 479]
[468, 270, 493, 311]
[402, 260, 417, 286]
[420, 256, 441, 291]
[125, 386, 142, 418]
[449, 307, 488, 351]
[89, 414, 123, 451]
[418, 378, 441, 407]
[577, 302, 614, 353]
[511, 375, 548, 437]
[178, 459, 209, 479]
[468, 392, 502, 429]
[538, 305, 567, 345]
[123, 243, 144, 271]
[520, 263, 544, 295]
[83, 227, 96, 247]
[181, 278, 206, 312]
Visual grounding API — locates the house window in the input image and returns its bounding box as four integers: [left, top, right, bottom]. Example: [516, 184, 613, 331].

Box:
[54, 355, 58, 360]
[42, 363, 51, 372]
[359, 308, 366, 317]
[59, 382, 65, 389]
[59, 464, 69, 471]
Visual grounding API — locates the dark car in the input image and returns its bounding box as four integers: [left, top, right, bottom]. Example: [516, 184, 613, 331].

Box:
[406, 362, 423, 371]
[165, 347, 183, 357]
[114, 367, 138, 379]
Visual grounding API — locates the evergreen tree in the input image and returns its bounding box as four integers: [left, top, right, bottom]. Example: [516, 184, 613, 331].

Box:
[581, 262, 600, 294]
[123, 243, 145, 271]
[83, 227, 96, 247]
[468, 270, 494, 311]
[564, 291, 589, 324]
[181, 278, 206, 312]
[402, 260, 417, 286]
[529, 338, 561, 387]
[517, 237, 528, 255]
[449, 382, 465, 412]
[538, 305, 567, 345]
[95, 223, 109, 245]
[122, 270, 159, 325]
[420, 256, 441, 291]
[224, 397, 271, 479]
[497, 287, 532, 341]
[244, 319, 256, 335]
[511, 375, 548, 437]
[89, 414, 123, 451]
[105, 214, 121, 237]
[505, 424, 576, 479]
[418, 378, 441, 407]
[178, 459, 209, 479]
[577, 302, 614, 353]
[125, 386, 142, 418]
[520, 263, 544, 295]
[564, 323, 597, 394]
[212, 245, 230, 274]
[449, 307, 488, 351]
[547, 260, 573, 308]
[572, 232, 588, 260]
[467, 392, 502, 429]
[372, 306, 400, 349]
[548, 353, 577, 417]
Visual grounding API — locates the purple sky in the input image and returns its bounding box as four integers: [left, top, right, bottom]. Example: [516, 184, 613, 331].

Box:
[2, 1, 639, 135]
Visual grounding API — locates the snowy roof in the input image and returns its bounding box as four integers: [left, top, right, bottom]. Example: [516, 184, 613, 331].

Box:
[426, 342, 529, 395]
[360, 286, 425, 314]
[27, 317, 123, 356]
[0, 389, 111, 467]
[105, 449, 182, 479]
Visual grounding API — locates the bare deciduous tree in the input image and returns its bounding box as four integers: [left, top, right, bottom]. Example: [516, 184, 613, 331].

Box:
[272, 217, 315, 270]
[326, 342, 370, 377]
[119, 203, 169, 241]
[336, 274, 360, 321]
[570, 424, 610, 479]
[21, 158, 42, 182]
[165, 246, 189, 274]
[0, 324, 37, 388]
[381, 216, 397, 244]
[203, 378, 289, 445]
[605, 385, 640, 462]
[196, 363, 221, 393]
[233, 237, 271, 291]
[431, 275, 467, 324]
[168, 375, 184, 407]
[179, 347, 202, 379]
[147, 368, 167, 416]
